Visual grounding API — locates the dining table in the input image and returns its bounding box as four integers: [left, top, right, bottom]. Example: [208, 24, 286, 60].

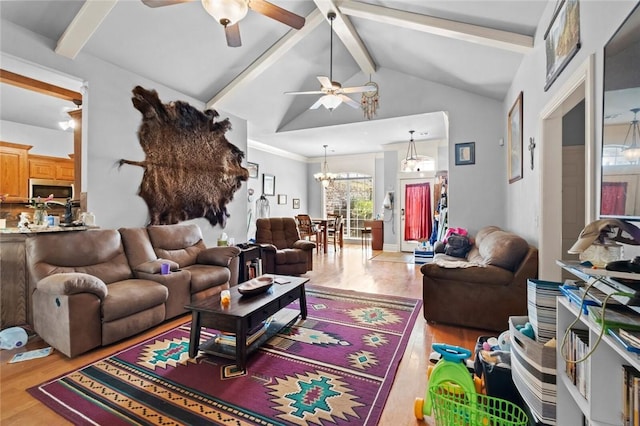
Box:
[312, 218, 329, 253]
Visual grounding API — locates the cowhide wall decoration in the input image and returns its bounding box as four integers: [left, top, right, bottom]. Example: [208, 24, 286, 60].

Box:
[119, 86, 249, 227]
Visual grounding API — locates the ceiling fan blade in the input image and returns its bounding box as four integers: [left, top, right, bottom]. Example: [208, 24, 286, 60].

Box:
[249, 0, 305, 29]
[285, 90, 325, 95]
[309, 97, 325, 110]
[317, 76, 332, 89]
[339, 94, 360, 109]
[225, 23, 242, 47]
[341, 85, 377, 94]
[141, 0, 192, 7]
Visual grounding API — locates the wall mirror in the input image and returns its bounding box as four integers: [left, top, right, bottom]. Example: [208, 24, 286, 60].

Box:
[601, 3, 640, 219]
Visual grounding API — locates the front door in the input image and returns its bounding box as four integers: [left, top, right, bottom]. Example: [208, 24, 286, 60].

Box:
[400, 178, 433, 252]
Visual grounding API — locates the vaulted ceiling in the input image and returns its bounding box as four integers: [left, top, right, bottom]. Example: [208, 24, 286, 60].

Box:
[0, 0, 547, 158]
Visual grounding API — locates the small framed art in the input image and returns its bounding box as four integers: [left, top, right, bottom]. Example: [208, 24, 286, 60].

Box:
[277, 194, 287, 205]
[508, 92, 523, 183]
[246, 162, 259, 178]
[455, 142, 475, 166]
[263, 174, 275, 196]
[292, 198, 300, 209]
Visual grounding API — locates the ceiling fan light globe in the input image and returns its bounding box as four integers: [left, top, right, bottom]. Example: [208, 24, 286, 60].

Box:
[202, 0, 248, 26]
[320, 94, 342, 110]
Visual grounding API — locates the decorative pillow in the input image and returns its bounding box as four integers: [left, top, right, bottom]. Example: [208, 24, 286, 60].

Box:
[134, 259, 179, 274]
[37, 272, 108, 299]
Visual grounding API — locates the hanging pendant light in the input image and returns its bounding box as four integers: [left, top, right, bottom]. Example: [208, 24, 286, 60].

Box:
[314, 145, 336, 187]
[401, 130, 419, 172]
[622, 108, 640, 161]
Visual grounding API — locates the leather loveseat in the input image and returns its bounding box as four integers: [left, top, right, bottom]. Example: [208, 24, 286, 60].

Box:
[26, 224, 239, 357]
[420, 226, 538, 331]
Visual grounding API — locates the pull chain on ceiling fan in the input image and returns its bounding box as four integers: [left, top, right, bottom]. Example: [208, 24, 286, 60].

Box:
[285, 12, 377, 111]
[141, 0, 305, 48]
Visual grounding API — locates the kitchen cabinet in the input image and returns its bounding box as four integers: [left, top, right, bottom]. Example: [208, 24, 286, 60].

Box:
[0, 141, 31, 200]
[29, 154, 74, 181]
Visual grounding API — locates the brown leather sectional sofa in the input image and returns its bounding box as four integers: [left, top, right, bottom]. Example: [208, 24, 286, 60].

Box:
[420, 226, 538, 331]
[26, 224, 239, 357]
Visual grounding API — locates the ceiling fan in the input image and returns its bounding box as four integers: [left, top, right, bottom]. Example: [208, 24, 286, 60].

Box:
[141, 0, 305, 48]
[285, 12, 376, 111]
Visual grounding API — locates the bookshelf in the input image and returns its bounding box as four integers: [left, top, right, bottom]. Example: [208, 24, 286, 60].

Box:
[557, 297, 640, 425]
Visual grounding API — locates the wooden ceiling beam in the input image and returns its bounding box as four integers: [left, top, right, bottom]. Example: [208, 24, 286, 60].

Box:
[339, 0, 533, 54]
[313, 0, 376, 76]
[0, 69, 82, 102]
[207, 9, 324, 108]
[55, 0, 118, 59]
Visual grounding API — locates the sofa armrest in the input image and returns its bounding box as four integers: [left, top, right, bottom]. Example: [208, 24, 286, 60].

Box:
[258, 243, 277, 252]
[134, 269, 191, 285]
[37, 272, 108, 300]
[196, 246, 241, 267]
[133, 258, 179, 274]
[292, 240, 316, 251]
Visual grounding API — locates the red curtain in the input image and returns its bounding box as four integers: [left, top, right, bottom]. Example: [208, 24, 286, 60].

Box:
[405, 183, 432, 240]
[601, 182, 627, 216]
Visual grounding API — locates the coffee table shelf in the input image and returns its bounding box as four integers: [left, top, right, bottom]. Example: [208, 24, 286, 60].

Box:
[197, 307, 300, 359]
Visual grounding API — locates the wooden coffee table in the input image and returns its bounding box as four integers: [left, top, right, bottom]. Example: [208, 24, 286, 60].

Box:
[185, 275, 308, 370]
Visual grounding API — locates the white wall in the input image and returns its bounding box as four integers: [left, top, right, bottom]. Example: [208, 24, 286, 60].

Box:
[0, 120, 73, 157]
[504, 0, 638, 245]
[1, 20, 248, 246]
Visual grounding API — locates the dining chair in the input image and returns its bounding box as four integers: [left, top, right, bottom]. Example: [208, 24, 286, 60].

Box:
[326, 215, 343, 251]
[296, 214, 322, 252]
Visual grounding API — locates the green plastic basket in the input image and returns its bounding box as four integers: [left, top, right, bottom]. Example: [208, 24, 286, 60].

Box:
[428, 386, 528, 426]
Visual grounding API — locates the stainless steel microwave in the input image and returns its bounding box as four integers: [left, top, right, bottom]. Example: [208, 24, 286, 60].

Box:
[29, 179, 74, 202]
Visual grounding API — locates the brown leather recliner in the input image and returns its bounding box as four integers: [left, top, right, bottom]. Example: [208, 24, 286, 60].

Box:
[256, 217, 315, 275]
[27, 229, 169, 357]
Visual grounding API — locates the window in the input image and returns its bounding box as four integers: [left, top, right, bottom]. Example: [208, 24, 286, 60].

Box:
[325, 173, 373, 238]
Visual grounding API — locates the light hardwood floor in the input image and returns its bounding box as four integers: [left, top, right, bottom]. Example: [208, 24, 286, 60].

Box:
[0, 243, 492, 425]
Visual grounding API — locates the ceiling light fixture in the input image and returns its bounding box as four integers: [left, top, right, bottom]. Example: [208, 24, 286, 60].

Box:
[201, 0, 248, 27]
[401, 130, 419, 172]
[58, 119, 76, 131]
[623, 108, 640, 161]
[314, 145, 336, 187]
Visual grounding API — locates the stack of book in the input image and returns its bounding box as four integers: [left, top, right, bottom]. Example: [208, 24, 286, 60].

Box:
[622, 365, 640, 425]
[563, 328, 590, 399]
[527, 279, 563, 343]
[215, 317, 273, 347]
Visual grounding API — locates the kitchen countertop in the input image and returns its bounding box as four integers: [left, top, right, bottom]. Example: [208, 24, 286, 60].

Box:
[0, 226, 89, 234]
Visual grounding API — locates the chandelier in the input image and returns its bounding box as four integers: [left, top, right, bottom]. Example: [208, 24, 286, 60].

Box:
[401, 130, 419, 172]
[314, 145, 336, 188]
[622, 108, 640, 160]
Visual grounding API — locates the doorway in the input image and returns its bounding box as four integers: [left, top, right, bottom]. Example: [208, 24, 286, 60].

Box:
[400, 177, 434, 252]
[539, 56, 596, 280]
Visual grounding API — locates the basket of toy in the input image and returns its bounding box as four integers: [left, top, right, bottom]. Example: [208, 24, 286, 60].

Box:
[428, 386, 528, 426]
[414, 343, 527, 426]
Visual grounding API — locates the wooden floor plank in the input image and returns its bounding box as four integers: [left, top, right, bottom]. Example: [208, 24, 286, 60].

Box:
[0, 243, 493, 425]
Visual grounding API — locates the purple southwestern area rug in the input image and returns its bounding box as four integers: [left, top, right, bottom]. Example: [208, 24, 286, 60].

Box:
[28, 286, 422, 425]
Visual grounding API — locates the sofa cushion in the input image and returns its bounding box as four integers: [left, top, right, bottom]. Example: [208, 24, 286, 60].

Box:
[101, 279, 168, 322]
[147, 224, 207, 267]
[479, 230, 529, 271]
[275, 248, 308, 265]
[184, 264, 231, 293]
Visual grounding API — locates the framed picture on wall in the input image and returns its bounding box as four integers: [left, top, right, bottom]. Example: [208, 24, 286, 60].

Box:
[277, 194, 287, 205]
[544, 0, 581, 91]
[454, 142, 475, 165]
[508, 92, 524, 183]
[292, 198, 300, 209]
[262, 174, 275, 196]
[246, 162, 259, 178]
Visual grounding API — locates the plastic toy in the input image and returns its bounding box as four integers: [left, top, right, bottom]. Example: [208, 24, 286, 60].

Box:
[414, 343, 528, 426]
